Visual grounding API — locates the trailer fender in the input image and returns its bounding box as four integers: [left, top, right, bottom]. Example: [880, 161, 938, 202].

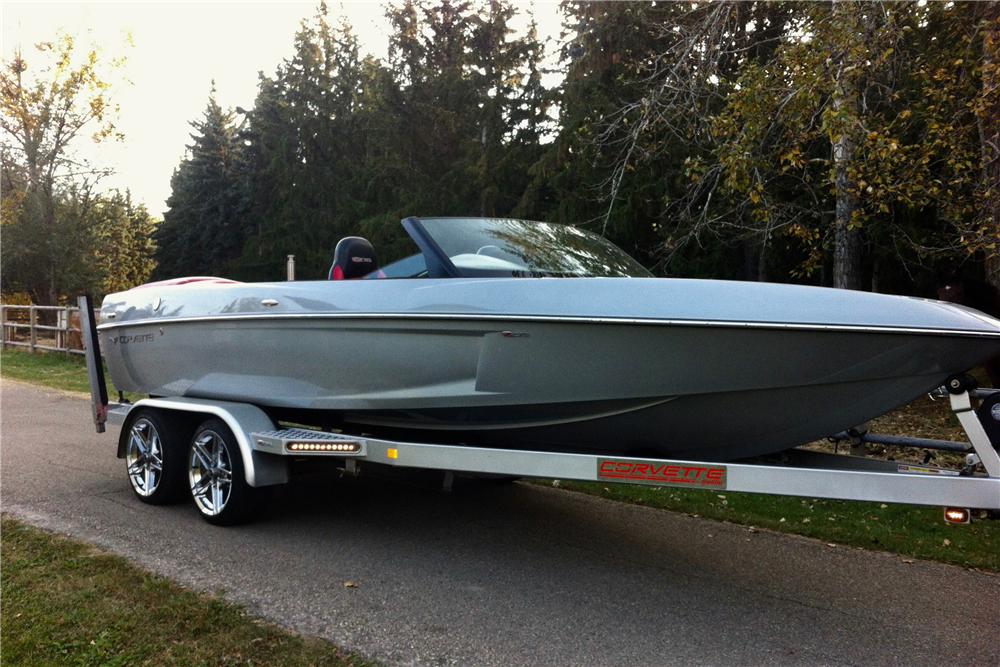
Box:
[111, 398, 288, 487]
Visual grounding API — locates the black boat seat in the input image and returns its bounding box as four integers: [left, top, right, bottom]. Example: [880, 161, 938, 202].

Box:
[330, 237, 381, 280]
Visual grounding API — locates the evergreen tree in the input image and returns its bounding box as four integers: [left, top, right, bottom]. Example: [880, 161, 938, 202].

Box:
[523, 1, 684, 270]
[380, 0, 547, 218]
[92, 190, 156, 294]
[210, 0, 994, 292]
[152, 87, 248, 279]
[1, 180, 102, 301]
[231, 1, 548, 280]
[233, 6, 370, 280]
[468, 1, 547, 217]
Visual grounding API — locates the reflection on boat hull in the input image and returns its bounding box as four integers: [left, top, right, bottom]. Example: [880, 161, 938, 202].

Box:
[332, 374, 941, 461]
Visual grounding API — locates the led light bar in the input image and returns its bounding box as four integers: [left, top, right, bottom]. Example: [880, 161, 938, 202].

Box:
[287, 442, 360, 453]
[251, 428, 368, 457]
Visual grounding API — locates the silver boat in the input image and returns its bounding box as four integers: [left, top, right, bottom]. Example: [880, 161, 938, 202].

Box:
[98, 217, 1000, 462]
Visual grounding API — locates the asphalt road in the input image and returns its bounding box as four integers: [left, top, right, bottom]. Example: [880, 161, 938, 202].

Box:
[2, 379, 998, 667]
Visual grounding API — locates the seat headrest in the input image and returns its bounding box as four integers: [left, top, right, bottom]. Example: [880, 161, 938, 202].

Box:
[330, 237, 378, 280]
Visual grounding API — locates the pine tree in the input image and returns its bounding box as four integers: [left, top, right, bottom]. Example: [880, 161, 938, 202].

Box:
[234, 6, 370, 280]
[381, 0, 547, 218]
[232, 1, 549, 280]
[152, 87, 248, 279]
[523, 1, 679, 269]
[93, 190, 156, 294]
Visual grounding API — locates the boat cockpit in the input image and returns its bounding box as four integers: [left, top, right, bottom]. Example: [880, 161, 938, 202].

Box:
[339, 216, 653, 281]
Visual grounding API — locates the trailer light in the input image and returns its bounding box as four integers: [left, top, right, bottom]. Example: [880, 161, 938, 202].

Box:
[387, 448, 398, 459]
[287, 442, 359, 453]
[944, 508, 971, 524]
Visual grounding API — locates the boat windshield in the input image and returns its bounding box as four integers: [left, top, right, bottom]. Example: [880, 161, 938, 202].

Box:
[413, 217, 652, 278]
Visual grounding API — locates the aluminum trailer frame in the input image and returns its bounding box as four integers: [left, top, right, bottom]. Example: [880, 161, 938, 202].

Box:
[97, 390, 1000, 513]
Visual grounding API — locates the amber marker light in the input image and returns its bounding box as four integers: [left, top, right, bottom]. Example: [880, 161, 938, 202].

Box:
[387, 448, 398, 459]
[943, 508, 971, 524]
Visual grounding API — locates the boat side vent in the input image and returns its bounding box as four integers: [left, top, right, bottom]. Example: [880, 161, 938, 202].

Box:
[250, 428, 367, 457]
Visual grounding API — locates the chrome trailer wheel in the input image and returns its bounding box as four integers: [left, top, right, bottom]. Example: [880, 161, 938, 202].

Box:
[189, 428, 233, 517]
[125, 409, 188, 505]
[188, 419, 271, 526]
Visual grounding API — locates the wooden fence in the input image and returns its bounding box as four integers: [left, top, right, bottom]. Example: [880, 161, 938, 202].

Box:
[0, 304, 101, 356]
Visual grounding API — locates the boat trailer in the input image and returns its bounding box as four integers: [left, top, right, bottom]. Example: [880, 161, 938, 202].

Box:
[79, 295, 1000, 525]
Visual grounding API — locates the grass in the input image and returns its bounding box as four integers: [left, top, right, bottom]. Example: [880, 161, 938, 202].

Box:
[530, 480, 1000, 571]
[3, 346, 997, 571]
[0, 347, 142, 401]
[0, 516, 379, 667]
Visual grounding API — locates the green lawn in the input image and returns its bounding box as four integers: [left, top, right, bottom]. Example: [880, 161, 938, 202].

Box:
[529, 480, 999, 571]
[0, 347, 141, 401]
[1, 516, 378, 667]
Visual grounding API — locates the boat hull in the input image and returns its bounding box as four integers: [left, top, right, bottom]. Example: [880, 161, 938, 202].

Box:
[99, 303, 999, 460]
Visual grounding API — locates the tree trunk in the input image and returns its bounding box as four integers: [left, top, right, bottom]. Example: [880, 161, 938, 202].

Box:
[981, 1, 1000, 288]
[47, 262, 58, 307]
[743, 238, 760, 281]
[743, 237, 768, 282]
[832, 0, 863, 291]
[833, 134, 862, 290]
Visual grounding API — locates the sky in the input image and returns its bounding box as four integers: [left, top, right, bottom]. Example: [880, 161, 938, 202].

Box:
[1, 1, 564, 218]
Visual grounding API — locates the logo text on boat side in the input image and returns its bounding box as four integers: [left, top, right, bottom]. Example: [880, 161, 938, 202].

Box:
[109, 333, 155, 345]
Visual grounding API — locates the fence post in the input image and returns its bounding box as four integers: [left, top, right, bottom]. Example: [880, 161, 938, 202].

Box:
[56, 308, 64, 351]
[0, 305, 6, 350]
[29, 304, 37, 354]
[64, 305, 73, 356]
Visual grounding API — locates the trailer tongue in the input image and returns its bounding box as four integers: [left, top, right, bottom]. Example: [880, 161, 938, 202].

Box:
[79, 294, 1000, 526]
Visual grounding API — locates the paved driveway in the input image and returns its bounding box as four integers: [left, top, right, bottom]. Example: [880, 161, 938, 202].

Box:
[2, 380, 998, 666]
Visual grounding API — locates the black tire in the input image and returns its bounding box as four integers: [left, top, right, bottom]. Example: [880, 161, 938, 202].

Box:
[188, 418, 271, 526]
[124, 408, 189, 505]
